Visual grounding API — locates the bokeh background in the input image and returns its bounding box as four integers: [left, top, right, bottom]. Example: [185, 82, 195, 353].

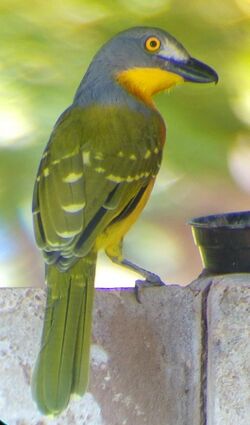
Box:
[0, 0, 249, 287]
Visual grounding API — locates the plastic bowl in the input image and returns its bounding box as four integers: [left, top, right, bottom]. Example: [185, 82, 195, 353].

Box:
[189, 211, 250, 274]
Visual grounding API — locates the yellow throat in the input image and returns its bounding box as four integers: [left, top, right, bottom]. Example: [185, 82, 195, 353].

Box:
[116, 67, 184, 106]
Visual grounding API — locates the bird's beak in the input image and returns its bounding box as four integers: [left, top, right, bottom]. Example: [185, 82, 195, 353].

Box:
[163, 56, 218, 84]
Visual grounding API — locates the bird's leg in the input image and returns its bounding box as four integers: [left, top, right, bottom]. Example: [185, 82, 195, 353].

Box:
[116, 258, 165, 284]
[105, 242, 165, 303]
[118, 258, 166, 303]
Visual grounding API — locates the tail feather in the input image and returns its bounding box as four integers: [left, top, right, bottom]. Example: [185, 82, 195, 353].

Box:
[72, 255, 96, 395]
[32, 252, 97, 415]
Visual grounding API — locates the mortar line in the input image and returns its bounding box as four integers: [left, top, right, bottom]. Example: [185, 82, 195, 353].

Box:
[200, 279, 213, 425]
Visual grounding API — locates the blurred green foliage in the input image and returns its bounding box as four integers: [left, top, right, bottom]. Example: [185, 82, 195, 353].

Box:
[0, 0, 249, 285]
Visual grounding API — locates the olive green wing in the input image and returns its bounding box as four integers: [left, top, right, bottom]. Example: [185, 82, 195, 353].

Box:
[32, 105, 163, 270]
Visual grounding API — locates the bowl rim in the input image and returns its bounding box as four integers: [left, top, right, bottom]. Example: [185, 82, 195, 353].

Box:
[188, 210, 250, 230]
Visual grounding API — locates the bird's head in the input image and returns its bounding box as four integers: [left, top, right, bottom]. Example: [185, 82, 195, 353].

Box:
[91, 26, 218, 106]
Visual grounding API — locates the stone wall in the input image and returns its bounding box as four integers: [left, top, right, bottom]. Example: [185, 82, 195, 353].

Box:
[0, 275, 249, 425]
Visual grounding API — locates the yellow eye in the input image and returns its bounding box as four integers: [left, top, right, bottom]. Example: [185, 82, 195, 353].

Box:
[145, 36, 161, 52]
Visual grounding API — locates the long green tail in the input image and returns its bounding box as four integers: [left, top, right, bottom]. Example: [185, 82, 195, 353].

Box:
[32, 251, 97, 415]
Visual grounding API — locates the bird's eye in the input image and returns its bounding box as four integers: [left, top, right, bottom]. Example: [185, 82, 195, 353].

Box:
[145, 36, 161, 52]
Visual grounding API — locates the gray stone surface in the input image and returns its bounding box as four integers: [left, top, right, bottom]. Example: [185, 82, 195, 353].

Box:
[0, 275, 249, 425]
[207, 275, 250, 425]
[91, 283, 207, 425]
[0, 288, 103, 425]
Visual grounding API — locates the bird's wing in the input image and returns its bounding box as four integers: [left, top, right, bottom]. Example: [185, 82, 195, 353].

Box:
[32, 105, 164, 269]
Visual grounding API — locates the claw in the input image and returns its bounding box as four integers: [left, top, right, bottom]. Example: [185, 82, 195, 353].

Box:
[144, 272, 165, 285]
[134, 276, 165, 303]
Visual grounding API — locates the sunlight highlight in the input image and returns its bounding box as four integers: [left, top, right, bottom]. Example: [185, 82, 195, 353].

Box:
[0, 107, 32, 147]
[95, 252, 138, 288]
[228, 134, 250, 194]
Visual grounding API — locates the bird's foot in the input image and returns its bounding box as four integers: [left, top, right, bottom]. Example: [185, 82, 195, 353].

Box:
[134, 273, 165, 304]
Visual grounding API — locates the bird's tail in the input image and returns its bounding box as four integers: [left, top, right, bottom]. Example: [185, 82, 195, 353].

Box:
[32, 251, 97, 416]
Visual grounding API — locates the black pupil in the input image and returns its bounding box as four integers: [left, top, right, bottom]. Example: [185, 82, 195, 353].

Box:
[150, 40, 157, 48]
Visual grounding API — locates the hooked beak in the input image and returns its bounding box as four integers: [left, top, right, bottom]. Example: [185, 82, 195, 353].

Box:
[161, 56, 218, 84]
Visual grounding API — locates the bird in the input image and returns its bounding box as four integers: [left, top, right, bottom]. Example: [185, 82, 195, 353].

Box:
[32, 26, 218, 415]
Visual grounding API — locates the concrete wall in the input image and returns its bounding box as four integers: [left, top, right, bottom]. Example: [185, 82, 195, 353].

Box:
[0, 275, 249, 425]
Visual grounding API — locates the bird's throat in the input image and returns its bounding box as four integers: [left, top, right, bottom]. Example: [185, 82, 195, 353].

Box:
[116, 67, 184, 106]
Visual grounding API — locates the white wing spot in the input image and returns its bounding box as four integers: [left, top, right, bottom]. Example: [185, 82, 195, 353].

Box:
[95, 152, 104, 160]
[52, 152, 78, 167]
[144, 149, 151, 159]
[43, 167, 49, 177]
[57, 229, 80, 238]
[82, 151, 91, 165]
[63, 172, 83, 183]
[52, 159, 60, 165]
[106, 174, 124, 183]
[62, 202, 86, 213]
[129, 154, 137, 160]
[118, 151, 124, 158]
[95, 167, 105, 173]
[62, 152, 78, 160]
[154, 147, 159, 154]
[126, 176, 134, 182]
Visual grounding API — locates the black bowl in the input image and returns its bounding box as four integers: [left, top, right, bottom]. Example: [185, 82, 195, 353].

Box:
[189, 211, 250, 274]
